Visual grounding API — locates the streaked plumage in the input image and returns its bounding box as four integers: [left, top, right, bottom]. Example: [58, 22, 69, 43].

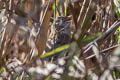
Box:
[43, 17, 71, 59]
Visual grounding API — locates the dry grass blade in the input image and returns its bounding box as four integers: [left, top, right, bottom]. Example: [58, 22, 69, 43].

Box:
[36, 0, 54, 55]
[77, 0, 90, 24]
[77, 1, 96, 45]
[84, 20, 120, 50]
[0, 0, 120, 80]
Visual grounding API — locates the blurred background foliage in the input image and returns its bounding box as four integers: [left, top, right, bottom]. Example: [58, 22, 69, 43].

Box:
[0, 0, 120, 80]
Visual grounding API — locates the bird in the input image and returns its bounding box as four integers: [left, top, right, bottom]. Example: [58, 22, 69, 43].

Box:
[43, 16, 71, 60]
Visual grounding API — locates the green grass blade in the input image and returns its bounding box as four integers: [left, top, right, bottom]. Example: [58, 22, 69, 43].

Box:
[40, 44, 70, 59]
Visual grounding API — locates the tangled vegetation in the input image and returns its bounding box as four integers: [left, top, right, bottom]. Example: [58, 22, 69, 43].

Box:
[0, 0, 120, 80]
